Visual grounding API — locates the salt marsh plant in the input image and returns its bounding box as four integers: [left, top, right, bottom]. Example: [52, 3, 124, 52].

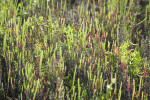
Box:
[0, 0, 150, 99]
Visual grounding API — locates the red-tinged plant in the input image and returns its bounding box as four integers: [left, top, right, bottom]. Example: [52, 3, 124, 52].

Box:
[11, 11, 13, 17]
[85, 48, 86, 53]
[125, 69, 128, 77]
[87, 19, 90, 25]
[81, 62, 84, 67]
[42, 45, 45, 50]
[122, 63, 125, 70]
[86, 34, 88, 39]
[128, 49, 133, 56]
[92, 87, 95, 94]
[127, 42, 128, 51]
[5, 51, 7, 57]
[24, 88, 27, 92]
[46, 43, 48, 48]
[112, 46, 115, 51]
[66, 38, 68, 42]
[34, 75, 38, 80]
[94, 71, 96, 75]
[19, 44, 22, 52]
[144, 69, 147, 78]
[87, 62, 90, 66]
[103, 32, 105, 38]
[118, 59, 120, 64]
[8, 4, 10, 8]
[93, 56, 95, 61]
[42, 86, 45, 91]
[26, 35, 29, 41]
[43, 94, 46, 99]
[127, 77, 130, 92]
[44, 43, 48, 50]
[77, 53, 78, 57]
[109, 18, 111, 22]
[75, 25, 77, 29]
[144, 92, 146, 97]
[43, 77, 45, 83]
[36, 22, 41, 30]
[111, 13, 114, 18]
[35, 39, 37, 44]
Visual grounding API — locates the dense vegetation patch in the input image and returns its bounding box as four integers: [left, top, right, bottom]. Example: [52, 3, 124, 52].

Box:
[0, 0, 150, 99]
